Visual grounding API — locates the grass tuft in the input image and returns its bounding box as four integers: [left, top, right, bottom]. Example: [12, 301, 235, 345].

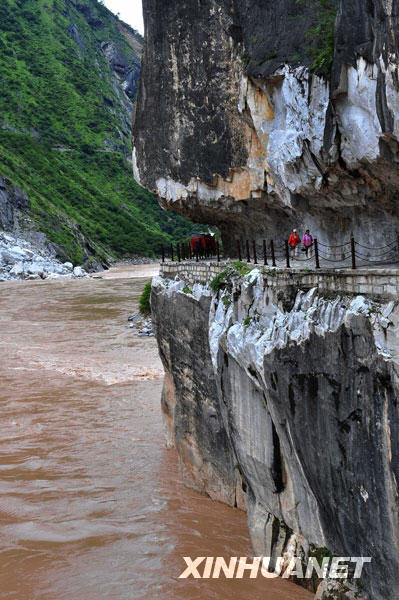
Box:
[139, 281, 152, 315]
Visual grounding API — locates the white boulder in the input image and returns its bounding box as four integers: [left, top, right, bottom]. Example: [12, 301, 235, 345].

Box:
[73, 266, 86, 277]
[9, 262, 24, 277]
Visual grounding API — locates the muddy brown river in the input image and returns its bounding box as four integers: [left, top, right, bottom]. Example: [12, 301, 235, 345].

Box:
[0, 265, 312, 599]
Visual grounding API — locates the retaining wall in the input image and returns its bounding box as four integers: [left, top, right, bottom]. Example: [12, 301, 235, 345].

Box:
[159, 260, 399, 300]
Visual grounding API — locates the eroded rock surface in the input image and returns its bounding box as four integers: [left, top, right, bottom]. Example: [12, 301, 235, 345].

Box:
[134, 0, 399, 253]
[152, 271, 399, 599]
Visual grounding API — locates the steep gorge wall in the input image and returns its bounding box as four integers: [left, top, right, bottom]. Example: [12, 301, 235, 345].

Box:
[133, 0, 399, 253]
[134, 2, 399, 598]
[152, 269, 399, 599]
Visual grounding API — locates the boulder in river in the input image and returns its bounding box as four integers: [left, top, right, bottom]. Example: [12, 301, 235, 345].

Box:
[73, 266, 87, 277]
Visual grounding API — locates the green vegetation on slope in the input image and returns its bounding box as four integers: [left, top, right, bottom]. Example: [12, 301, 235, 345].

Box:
[0, 0, 202, 262]
[0, 132, 201, 263]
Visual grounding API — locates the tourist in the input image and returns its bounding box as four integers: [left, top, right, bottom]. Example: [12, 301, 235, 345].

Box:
[288, 229, 301, 258]
[302, 229, 313, 257]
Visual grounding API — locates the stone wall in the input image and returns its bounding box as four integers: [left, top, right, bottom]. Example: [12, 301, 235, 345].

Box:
[160, 260, 399, 299]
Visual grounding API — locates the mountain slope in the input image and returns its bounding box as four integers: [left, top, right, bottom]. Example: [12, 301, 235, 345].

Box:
[0, 0, 199, 266]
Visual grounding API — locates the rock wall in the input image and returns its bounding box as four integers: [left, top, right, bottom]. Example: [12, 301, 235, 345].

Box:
[133, 0, 399, 254]
[136, 2, 399, 597]
[152, 269, 399, 599]
[153, 280, 244, 506]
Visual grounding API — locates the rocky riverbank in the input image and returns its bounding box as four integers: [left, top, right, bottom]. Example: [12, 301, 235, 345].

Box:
[127, 312, 154, 337]
[0, 231, 89, 281]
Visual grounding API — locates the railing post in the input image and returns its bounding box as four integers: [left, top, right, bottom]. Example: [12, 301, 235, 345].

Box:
[170, 243, 174, 262]
[270, 240, 276, 267]
[246, 240, 250, 263]
[314, 238, 320, 269]
[189, 243, 192, 260]
[263, 239, 268, 266]
[252, 240, 257, 264]
[397, 234, 399, 257]
[161, 246, 165, 263]
[217, 241, 220, 262]
[351, 236, 356, 270]
[237, 240, 242, 261]
[177, 243, 181, 262]
[285, 239, 290, 268]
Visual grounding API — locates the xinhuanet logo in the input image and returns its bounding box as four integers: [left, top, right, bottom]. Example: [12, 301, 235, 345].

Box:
[178, 556, 372, 579]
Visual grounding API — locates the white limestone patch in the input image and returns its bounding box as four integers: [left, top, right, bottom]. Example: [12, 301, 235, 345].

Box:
[335, 58, 381, 166]
[132, 147, 142, 185]
[208, 271, 398, 390]
[264, 66, 329, 202]
[192, 282, 212, 300]
[155, 174, 226, 204]
[152, 275, 185, 296]
[379, 53, 399, 141]
[209, 291, 233, 369]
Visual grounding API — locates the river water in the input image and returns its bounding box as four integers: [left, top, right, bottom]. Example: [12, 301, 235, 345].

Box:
[0, 266, 312, 600]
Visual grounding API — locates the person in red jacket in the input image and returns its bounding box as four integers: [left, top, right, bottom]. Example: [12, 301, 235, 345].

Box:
[288, 229, 301, 258]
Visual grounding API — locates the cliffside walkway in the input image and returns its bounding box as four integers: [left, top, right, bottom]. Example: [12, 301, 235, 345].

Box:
[162, 236, 399, 271]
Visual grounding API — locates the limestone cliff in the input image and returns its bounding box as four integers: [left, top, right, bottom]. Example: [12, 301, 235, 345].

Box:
[152, 269, 399, 599]
[134, 2, 399, 598]
[133, 0, 399, 253]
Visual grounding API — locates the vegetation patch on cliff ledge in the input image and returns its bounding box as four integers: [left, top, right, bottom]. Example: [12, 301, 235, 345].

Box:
[297, 0, 338, 75]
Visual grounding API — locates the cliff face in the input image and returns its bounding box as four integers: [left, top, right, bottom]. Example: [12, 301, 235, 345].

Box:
[152, 271, 399, 599]
[133, 0, 399, 252]
[135, 2, 399, 598]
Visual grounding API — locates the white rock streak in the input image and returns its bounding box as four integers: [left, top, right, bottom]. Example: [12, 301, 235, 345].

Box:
[208, 270, 397, 387]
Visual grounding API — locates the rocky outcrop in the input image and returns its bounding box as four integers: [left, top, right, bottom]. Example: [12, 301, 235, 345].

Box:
[0, 175, 30, 232]
[0, 231, 89, 281]
[101, 41, 141, 101]
[152, 270, 399, 599]
[67, 2, 143, 151]
[133, 0, 399, 253]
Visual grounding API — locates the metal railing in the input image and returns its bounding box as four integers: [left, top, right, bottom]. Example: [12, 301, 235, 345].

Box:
[161, 240, 221, 263]
[161, 236, 399, 270]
